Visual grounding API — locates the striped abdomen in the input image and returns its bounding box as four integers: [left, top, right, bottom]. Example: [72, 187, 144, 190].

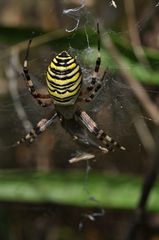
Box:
[46, 51, 82, 105]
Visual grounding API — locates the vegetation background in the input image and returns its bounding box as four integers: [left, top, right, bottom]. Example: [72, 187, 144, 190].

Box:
[0, 0, 159, 239]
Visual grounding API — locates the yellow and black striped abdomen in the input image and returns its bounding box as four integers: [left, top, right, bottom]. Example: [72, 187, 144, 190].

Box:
[46, 51, 82, 104]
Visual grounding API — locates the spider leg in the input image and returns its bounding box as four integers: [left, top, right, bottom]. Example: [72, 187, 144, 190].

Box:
[23, 38, 52, 107]
[17, 112, 57, 144]
[80, 22, 104, 103]
[87, 22, 101, 92]
[59, 113, 109, 153]
[76, 109, 126, 153]
[82, 71, 108, 102]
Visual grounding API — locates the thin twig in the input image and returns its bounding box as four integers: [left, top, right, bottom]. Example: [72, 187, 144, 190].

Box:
[102, 34, 159, 125]
[126, 148, 159, 240]
[0, 29, 69, 61]
[133, 116, 156, 155]
[124, 0, 150, 67]
[5, 49, 33, 132]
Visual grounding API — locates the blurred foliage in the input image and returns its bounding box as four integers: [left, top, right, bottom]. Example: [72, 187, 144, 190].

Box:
[0, 11, 159, 205]
[0, 170, 158, 212]
[1, 24, 159, 86]
[0, 9, 159, 206]
[0, 170, 141, 208]
[1, 1, 159, 239]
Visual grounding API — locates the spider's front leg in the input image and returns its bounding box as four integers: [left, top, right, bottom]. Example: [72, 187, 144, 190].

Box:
[76, 109, 126, 153]
[23, 38, 52, 107]
[17, 112, 57, 144]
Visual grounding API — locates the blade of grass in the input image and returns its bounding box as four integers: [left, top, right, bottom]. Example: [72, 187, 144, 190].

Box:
[0, 170, 158, 211]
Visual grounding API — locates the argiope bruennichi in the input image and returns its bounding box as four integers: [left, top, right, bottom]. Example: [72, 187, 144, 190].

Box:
[17, 23, 126, 162]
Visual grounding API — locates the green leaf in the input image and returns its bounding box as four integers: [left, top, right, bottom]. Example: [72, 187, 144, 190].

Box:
[0, 170, 158, 211]
[109, 33, 159, 85]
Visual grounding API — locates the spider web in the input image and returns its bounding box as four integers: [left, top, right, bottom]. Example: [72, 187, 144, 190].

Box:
[0, 0, 158, 190]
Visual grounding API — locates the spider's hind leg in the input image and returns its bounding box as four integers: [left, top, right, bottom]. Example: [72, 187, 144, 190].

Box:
[60, 115, 108, 155]
[76, 109, 126, 153]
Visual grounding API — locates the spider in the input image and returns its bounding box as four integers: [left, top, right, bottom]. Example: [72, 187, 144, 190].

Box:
[17, 23, 126, 163]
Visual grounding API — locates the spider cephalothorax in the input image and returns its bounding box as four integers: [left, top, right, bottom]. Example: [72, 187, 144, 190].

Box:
[18, 23, 126, 162]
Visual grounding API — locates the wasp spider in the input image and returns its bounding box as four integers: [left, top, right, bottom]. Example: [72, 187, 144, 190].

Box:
[17, 23, 126, 162]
